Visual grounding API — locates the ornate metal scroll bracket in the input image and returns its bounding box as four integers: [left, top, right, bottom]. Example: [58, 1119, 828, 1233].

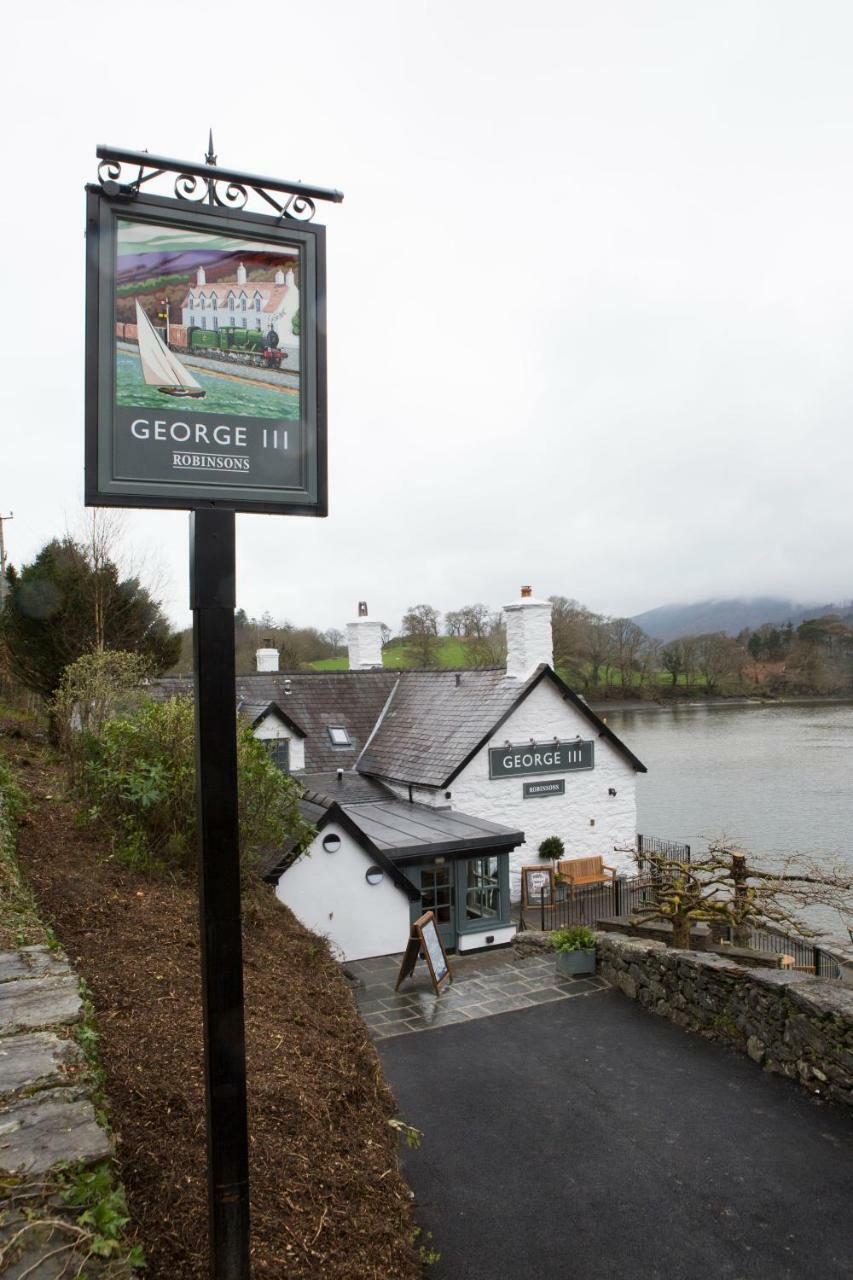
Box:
[95, 134, 343, 223]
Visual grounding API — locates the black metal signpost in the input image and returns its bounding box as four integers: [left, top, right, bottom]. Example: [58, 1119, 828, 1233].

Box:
[85, 138, 342, 1279]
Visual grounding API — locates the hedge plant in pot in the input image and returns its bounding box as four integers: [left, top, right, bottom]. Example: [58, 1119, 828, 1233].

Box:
[538, 835, 564, 862]
[551, 926, 597, 977]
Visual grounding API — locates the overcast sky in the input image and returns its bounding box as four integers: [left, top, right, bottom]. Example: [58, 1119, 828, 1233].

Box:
[4, 1, 853, 634]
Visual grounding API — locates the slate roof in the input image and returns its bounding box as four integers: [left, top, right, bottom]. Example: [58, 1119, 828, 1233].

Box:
[277, 769, 524, 895]
[152, 664, 645, 782]
[356, 665, 647, 787]
[153, 671, 398, 772]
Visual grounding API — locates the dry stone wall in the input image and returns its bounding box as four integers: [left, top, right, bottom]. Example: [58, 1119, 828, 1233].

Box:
[597, 932, 853, 1108]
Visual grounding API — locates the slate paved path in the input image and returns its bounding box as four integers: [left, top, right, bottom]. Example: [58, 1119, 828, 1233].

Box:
[347, 949, 608, 1038]
[379, 987, 853, 1280]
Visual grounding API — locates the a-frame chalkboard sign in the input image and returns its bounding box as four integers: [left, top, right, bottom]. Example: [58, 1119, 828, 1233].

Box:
[395, 911, 453, 994]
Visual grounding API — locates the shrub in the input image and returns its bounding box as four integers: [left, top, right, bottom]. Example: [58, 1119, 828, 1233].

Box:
[538, 835, 565, 861]
[53, 650, 152, 778]
[78, 697, 313, 873]
[551, 926, 597, 953]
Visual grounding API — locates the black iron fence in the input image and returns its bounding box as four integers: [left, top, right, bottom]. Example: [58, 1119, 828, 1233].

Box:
[523, 872, 847, 981]
[734, 924, 845, 980]
[531, 873, 656, 932]
[637, 833, 691, 864]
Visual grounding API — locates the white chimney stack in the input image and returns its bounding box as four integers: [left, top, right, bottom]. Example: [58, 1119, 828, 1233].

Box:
[503, 585, 553, 681]
[237, 262, 247, 284]
[197, 265, 206, 286]
[346, 602, 383, 670]
[256, 640, 279, 672]
[275, 268, 285, 286]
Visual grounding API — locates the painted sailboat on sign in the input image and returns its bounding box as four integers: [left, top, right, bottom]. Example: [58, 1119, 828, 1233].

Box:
[134, 301, 205, 398]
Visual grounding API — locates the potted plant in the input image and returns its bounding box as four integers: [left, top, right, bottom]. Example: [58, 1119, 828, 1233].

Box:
[551, 926, 597, 977]
[538, 835, 564, 862]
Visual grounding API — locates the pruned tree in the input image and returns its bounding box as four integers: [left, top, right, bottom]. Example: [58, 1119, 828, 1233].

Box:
[633, 843, 853, 951]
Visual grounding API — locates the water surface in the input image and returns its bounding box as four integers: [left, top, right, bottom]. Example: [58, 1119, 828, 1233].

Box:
[606, 701, 853, 939]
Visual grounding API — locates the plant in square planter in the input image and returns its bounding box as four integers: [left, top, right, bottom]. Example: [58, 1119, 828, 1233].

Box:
[551, 926, 597, 977]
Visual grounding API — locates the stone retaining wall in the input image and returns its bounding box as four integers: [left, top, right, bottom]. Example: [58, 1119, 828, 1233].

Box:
[597, 932, 853, 1107]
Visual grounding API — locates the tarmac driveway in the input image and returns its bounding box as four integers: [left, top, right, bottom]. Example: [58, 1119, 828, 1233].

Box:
[379, 988, 853, 1280]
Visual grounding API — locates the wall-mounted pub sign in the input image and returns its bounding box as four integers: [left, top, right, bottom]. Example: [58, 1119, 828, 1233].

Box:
[489, 739, 594, 779]
[523, 779, 566, 799]
[85, 186, 327, 515]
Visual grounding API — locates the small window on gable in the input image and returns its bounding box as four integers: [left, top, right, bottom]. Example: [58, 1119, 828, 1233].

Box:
[327, 727, 351, 746]
[264, 738, 290, 772]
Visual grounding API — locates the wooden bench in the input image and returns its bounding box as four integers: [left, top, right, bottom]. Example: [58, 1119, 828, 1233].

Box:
[557, 856, 616, 892]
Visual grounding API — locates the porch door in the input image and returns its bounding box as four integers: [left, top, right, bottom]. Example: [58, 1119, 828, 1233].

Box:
[418, 863, 456, 949]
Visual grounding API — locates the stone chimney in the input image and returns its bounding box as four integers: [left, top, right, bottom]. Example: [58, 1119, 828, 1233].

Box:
[503, 586, 553, 680]
[237, 262, 247, 285]
[346, 602, 383, 670]
[196, 265, 206, 286]
[256, 638, 279, 672]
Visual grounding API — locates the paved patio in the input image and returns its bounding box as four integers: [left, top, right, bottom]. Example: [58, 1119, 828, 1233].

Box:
[379, 988, 853, 1280]
[346, 949, 607, 1038]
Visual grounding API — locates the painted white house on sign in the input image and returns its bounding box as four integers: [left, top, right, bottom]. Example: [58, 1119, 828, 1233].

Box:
[154, 588, 646, 962]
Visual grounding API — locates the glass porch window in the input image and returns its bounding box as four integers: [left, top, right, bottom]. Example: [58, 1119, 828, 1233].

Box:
[420, 865, 453, 926]
[465, 856, 501, 921]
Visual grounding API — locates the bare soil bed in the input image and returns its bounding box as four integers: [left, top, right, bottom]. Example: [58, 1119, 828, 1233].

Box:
[0, 718, 420, 1280]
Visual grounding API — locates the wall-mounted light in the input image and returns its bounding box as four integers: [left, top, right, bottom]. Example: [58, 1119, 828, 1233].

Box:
[365, 866, 384, 886]
[322, 833, 341, 854]
[608, 788, 617, 797]
[529, 738, 536, 746]
[434, 856, 446, 866]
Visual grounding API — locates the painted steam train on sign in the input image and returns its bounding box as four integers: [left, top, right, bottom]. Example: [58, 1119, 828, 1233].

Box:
[116, 321, 290, 372]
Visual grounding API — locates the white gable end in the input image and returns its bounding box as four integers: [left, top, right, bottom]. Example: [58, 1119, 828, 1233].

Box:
[449, 678, 638, 900]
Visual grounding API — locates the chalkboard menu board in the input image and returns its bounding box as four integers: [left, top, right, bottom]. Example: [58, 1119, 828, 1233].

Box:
[522, 865, 555, 907]
[395, 911, 453, 994]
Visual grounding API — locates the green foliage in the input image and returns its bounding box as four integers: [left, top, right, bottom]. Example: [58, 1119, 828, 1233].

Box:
[53, 650, 152, 777]
[0, 761, 51, 950]
[551, 926, 597, 953]
[59, 1161, 145, 1267]
[0, 760, 26, 823]
[78, 696, 314, 873]
[116, 270, 190, 296]
[538, 835, 565, 861]
[0, 537, 180, 702]
[291, 308, 300, 336]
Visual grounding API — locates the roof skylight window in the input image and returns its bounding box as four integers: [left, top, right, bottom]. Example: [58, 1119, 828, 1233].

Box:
[328, 726, 351, 746]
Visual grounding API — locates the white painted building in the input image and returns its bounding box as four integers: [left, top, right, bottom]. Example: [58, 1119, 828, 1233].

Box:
[155, 591, 646, 962]
[181, 262, 300, 349]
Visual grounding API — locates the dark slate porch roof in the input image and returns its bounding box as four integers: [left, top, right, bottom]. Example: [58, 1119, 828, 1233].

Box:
[286, 769, 524, 893]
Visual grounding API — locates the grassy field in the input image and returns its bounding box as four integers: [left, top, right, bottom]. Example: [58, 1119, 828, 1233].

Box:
[311, 636, 471, 670]
[310, 640, 723, 693]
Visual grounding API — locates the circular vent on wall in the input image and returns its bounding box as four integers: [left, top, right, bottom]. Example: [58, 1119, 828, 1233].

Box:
[322, 833, 342, 854]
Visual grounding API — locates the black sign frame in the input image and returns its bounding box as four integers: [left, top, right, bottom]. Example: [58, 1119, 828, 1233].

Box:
[85, 186, 327, 516]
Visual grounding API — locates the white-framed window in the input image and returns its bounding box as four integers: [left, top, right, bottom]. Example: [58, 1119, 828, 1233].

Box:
[327, 727, 351, 746]
[188, 296, 194, 311]
[211, 295, 218, 311]
[254, 294, 261, 311]
[264, 739, 290, 773]
[228, 294, 235, 311]
[241, 294, 247, 311]
[213, 317, 219, 330]
[240, 317, 247, 328]
[202, 317, 207, 329]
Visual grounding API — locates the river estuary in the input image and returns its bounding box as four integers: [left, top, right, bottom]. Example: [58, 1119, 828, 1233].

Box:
[605, 700, 853, 944]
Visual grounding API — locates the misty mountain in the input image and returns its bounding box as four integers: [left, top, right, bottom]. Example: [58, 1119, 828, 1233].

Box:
[631, 597, 849, 641]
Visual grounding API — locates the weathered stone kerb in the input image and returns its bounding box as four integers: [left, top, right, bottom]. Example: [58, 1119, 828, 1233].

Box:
[597, 932, 853, 1107]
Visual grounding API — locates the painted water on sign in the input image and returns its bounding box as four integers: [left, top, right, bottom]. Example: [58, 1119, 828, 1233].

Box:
[116, 353, 299, 419]
[606, 700, 853, 940]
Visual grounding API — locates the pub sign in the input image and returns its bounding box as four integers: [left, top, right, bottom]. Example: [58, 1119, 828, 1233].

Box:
[85, 188, 327, 514]
[489, 739, 594, 779]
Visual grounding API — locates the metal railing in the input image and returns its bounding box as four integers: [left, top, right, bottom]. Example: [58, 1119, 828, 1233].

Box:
[637, 833, 691, 864]
[524, 874, 846, 981]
